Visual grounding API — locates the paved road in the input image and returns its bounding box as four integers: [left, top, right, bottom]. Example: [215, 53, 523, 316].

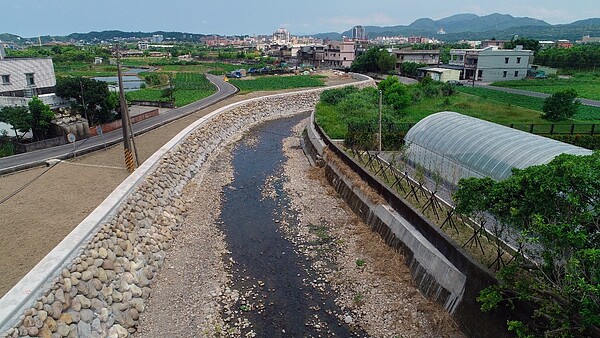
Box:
[473, 82, 600, 107]
[0, 74, 238, 175]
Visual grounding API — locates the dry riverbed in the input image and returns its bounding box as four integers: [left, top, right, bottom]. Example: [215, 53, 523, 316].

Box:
[135, 118, 462, 337]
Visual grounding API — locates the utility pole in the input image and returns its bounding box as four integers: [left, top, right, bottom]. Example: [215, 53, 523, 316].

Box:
[167, 73, 174, 103]
[79, 79, 89, 124]
[378, 89, 382, 154]
[116, 43, 139, 172]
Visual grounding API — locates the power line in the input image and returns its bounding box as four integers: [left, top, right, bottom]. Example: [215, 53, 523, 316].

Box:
[0, 136, 91, 206]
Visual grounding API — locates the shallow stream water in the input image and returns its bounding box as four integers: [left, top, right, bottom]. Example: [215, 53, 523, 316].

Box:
[218, 114, 360, 337]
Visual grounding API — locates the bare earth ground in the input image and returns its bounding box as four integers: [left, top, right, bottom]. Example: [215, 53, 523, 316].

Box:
[0, 73, 355, 298]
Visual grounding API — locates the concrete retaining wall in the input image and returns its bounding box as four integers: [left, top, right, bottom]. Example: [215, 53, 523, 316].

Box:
[304, 115, 511, 337]
[327, 165, 466, 313]
[0, 74, 375, 338]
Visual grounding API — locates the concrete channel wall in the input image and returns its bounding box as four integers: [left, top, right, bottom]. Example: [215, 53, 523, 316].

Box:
[304, 114, 511, 337]
[0, 74, 375, 338]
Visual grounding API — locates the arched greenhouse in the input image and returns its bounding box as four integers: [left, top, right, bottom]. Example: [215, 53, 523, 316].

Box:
[404, 112, 593, 185]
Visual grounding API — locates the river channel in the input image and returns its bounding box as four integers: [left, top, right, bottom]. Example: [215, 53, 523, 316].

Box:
[92, 67, 148, 91]
[218, 114, 361, 337]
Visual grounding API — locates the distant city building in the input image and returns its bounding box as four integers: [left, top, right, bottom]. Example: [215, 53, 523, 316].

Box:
[459, 40, 482, 48]
[352, 25, 367, 41]
[449, 45, 534, 82]
[298, 45, 325, 68]
[437, 27, 446, 35]
[556, 39, 573, 48]
[538, 40, 556, 49]
[581, 35, 600, 43]
[272, 28, 291, 45]
[151, 35, 164, 43]
[408, 36, 428, 44]
[481, 39, 508, 49]
[323, 40, 355, 68]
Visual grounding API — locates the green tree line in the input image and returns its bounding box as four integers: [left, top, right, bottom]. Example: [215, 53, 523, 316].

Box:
[535, 44, 600, 70]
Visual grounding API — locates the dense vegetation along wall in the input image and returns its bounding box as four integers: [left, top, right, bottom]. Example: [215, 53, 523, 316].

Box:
[0, 76, 376, 338]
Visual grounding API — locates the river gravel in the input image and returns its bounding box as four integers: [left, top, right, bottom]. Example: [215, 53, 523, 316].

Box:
[135, 117, 463, 337]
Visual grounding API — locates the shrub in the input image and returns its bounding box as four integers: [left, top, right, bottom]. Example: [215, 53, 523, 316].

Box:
[542, 89, 580, 121]
[320, 86, 358, 105]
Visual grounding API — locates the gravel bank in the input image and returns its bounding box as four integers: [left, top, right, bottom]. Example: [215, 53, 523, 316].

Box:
[281, 120, 463, 337]
[135, 117, 462, 337]
[135, 146, 235, 337]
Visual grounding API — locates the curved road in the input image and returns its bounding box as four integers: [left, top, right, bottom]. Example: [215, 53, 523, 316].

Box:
[0, 74, 238, 175]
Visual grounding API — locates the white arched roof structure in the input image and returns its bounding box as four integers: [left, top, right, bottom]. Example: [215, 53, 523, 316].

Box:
[404, 112, 593, 184]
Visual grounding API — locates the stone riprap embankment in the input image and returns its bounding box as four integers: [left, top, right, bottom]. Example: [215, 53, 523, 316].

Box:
[0, 75, 375, 338]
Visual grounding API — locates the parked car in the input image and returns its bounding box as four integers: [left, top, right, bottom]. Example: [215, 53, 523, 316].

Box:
[226, 71, 241, 79]
[447, 80, 463, 86]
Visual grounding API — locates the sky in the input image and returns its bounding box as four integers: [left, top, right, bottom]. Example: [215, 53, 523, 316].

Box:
[2, 0, 600, 38]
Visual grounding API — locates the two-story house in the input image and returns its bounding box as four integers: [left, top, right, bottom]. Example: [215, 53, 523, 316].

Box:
[392, 48, 440, 73]
[0, 55, 68, 109]
[0, 57, 56, 99]
[449, 46, 534, 82]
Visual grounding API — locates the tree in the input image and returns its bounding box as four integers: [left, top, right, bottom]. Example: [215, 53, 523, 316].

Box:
[535, 45, 600, 70]
[0, 106, 31, 140]
[454, 152, 600, 337]
[378, 76, 411, 111]
[350, 47, 396, 73]
[505, 38, 541, 54]
[28, 97, 55, 141]
[399, 62, 427, 77]
[542, 89, 580, 121]
[55, 77, 117, 125]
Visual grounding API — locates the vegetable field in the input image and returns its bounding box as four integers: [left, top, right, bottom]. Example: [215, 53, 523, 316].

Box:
[127, 73, 215, 107]
[229, 75, 325, 92]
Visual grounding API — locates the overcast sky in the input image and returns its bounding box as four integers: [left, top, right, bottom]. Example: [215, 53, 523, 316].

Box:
[2, 0, 600, 38]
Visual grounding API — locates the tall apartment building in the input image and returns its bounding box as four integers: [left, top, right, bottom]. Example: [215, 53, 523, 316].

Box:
[352, 25, 367, 41]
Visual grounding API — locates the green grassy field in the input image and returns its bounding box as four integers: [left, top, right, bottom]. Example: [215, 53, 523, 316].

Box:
[457, 86, 600, 121]
[316, 87, 600, 141]
[229, 75, 325, 92]
[492, 72, 600, 100]
[127, 73, 216, 107]
[53, 63, 118, 77]
[315, 92, 552, 140]
[160, 65, 212, 73]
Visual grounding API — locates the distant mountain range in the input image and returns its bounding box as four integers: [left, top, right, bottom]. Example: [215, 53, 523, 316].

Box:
[0, 31, 208, 45]
[315, 13, 600, 41]
[2, 13, 600, 44]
